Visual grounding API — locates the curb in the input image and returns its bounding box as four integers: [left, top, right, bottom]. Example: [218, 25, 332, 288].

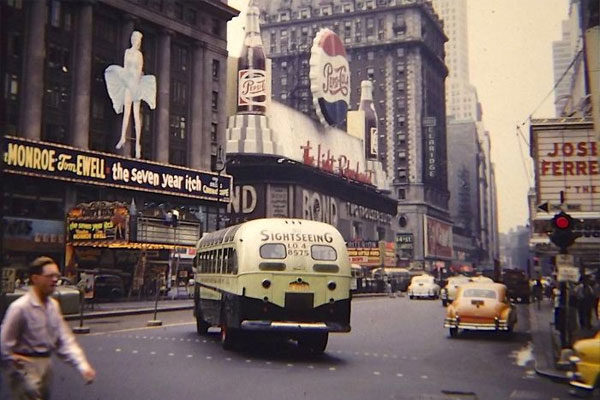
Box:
[534, 363, 570, 383]
[64, 305, 194, 320]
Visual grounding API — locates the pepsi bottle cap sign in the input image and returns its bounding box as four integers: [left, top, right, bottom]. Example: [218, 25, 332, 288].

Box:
[309, 29, 350, 127]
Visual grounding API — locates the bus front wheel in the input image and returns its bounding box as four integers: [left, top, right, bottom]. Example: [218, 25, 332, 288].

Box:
[298, 332, 328, 354]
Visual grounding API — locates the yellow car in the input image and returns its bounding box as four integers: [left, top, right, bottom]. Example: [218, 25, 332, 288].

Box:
[568, 331, 600, 395]
[444, 282, 517, 337]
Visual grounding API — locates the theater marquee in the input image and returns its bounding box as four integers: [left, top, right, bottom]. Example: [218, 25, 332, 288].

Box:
[2, 136, 231, 202]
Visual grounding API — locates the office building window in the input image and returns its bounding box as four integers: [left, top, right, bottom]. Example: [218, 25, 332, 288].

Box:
[212, 91, 218, 110]
[212, 59, 220, 80]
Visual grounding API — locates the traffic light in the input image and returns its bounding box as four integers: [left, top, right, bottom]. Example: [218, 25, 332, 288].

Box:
[549, 211, 579, 252]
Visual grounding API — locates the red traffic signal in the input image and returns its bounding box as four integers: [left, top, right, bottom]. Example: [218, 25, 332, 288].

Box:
[549, 211, 579, 252]
[554, 215, 571, 229]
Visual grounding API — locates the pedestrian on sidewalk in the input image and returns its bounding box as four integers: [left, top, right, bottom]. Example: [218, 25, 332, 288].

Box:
[1, 256, 96, 399]
[575, 276, 595, 330]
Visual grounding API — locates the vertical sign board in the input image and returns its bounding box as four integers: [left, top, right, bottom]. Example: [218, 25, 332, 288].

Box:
[1, 268, 17, 294]
[531, 119, 599, 213]
[555, 254, 579, 283]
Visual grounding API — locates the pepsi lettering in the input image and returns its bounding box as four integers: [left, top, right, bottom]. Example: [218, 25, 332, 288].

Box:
[237, 5, 267, 114]
[359, 80, 378, 160]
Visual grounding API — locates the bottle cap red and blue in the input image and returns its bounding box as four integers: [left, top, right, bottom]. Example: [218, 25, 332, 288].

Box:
[309, 29, 350, 127]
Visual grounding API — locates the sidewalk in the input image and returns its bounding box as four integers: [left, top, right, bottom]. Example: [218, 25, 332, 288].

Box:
[64, 297, 194, 321]
[529, 298, 600, 382]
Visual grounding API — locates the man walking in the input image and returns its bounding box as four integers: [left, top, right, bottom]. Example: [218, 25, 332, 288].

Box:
[1, 256, 96, 399]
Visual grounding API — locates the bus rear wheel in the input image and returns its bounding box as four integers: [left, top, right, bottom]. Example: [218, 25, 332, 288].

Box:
[298, 332, 328, 354]
[221, 325, 239, 350]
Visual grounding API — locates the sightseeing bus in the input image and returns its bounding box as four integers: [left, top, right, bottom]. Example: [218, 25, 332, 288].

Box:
[193, 218, 352, 353]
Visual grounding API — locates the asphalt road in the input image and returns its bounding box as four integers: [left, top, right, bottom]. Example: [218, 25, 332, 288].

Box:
[1, 297, 571, 400]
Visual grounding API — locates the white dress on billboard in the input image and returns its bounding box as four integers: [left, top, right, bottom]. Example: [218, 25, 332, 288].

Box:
[104, 31, 156, 158]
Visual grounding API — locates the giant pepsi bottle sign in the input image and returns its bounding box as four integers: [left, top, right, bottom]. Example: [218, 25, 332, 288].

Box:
[309, 29, 350, 127]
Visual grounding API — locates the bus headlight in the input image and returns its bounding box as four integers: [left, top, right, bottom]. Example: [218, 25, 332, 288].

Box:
[327, 281, 337, 290]
[262, 279, 271, 289]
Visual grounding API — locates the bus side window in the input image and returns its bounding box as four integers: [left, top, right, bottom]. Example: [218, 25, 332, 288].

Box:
[230, 249, 238, 275]
[217, 248, 223, 274]
[210, 250, 217, 274]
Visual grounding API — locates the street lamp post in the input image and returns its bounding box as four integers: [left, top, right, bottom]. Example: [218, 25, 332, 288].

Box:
[215, 145, 226, 230]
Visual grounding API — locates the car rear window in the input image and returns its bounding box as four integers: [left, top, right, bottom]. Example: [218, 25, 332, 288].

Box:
[463, 288, 496, 299]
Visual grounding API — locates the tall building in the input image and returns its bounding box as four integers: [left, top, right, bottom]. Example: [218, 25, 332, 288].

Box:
[552, 20, 576, 116]
[255, 0, 452, 270]
[430, 0, 477, 121]
[1, 0, 238, 292]
[431, 0, 499, 267]
[552, 0, 591, 117]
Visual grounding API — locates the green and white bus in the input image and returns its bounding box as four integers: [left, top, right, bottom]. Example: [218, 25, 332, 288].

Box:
[193, 218, 352, 353]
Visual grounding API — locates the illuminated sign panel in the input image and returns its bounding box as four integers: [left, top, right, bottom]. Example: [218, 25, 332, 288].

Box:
[309, 29, 350, 126]
[2, 136, 231, 202]
[531, 121, 599, 212]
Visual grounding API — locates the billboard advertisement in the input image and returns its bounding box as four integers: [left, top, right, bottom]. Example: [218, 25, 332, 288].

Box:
[424, 216, 452, 259]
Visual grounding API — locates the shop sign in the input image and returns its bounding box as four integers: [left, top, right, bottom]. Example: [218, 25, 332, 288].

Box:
[3, 217, 64, 244]
[424, 216, 452, 259]
[380, 241, 396, 266]
[3, 136, 231, 202]
[346, 240, 380, 266]
[346, 202, 392, 224]
[309, 29, 350, 126]
[301, 189, 339, 225]
[269, 185, 289, 218]
[301, 140, 373, 185]
[531, 120, 598, 212]
[423, 117, 437, 181]
[67, 202, 129, 243]
[396, 233, 414, 250]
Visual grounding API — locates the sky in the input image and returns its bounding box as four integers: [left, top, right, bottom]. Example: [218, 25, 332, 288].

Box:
[226, 0, 570, 233]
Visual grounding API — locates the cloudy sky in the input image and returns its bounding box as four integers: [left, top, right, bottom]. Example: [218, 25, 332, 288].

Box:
[227, 0, 570, 233]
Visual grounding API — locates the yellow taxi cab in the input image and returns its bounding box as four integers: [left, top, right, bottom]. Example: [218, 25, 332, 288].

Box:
[568, 331, 600, 395]
[444, 281, 517, 337]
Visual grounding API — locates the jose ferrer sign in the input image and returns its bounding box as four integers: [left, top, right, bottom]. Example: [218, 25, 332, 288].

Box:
[531, 119, 599, 212]
[2, 136, 231, 202]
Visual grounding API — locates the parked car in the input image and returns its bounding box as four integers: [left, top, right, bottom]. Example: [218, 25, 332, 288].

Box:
[568, 331, 600, 396]
[444, 281, 517, 337]
[440, 275, 471, 307]
[4, 277, 80, 315]
[93, 274, 125, 301]
[407, 275, 440, 299]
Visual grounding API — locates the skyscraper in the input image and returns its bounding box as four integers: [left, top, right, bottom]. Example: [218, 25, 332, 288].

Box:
[430, 0, 478, 121]
[256, 0, 452, 270]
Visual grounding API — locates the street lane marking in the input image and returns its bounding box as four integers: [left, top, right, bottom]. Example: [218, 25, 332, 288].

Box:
[115, 348, 121, 352]
[396, 373, 403, 377]
[87, 322, 194, 336]
[373, 371, 380, 375]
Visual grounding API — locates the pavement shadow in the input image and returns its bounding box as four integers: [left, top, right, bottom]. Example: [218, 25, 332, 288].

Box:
[447, 330, 531, 343]
[192, 330, 346, 366]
